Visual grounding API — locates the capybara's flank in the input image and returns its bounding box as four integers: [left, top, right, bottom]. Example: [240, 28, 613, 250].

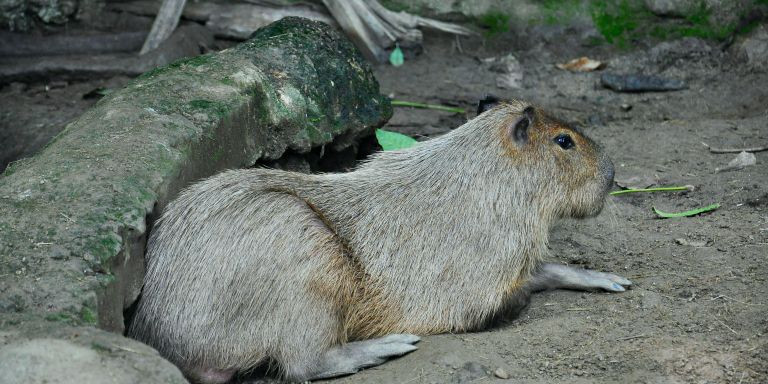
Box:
[128, 98, 631, 383]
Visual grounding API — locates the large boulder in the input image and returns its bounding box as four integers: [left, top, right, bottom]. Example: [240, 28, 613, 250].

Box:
[0, 17, 391, 382]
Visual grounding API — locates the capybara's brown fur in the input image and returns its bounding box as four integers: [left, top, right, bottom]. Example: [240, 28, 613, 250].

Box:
[128, 99, 617, 382]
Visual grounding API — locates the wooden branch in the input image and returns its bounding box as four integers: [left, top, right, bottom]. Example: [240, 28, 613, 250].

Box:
[1, 25, 213, 84]
[140, 0, 187, 55]
[110, 0, 336, 41]
[702, 142, 768, 153]
[322, 0, 475, 63]
[0, 31, 147, 57]
[323, 0, 388, 62]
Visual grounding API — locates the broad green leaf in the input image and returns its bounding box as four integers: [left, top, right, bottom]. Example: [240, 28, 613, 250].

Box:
[376, 129, 417, 151]
[389, 44, 404, 67]
[652, 203, 720, 218]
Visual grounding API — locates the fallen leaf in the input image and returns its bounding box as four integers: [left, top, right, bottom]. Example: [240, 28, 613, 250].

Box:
[653, 203, 720, 218]
[375, 129, 417, 150]
[389, 44, 404, 67]
[556, 56, 605, 72]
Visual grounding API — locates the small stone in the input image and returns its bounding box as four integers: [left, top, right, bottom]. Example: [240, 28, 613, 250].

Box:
[601, 73, 686, 92]
[620, 103, 632, 111]
[494, 367, 510, 379]
[716, 151, 757, 173]
[675, 238, 707, 247]
[484, 54, 523, 89]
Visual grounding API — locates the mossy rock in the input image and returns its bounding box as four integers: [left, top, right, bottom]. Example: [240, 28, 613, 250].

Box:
[0, 16, 390, 343]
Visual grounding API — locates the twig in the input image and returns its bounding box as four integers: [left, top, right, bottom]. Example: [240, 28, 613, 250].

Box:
[715, 318, 738, 335]
[701, 142, 768, 153]
[322, 0, 473, 62]
[617, 334, 648, 341]
[454, 35, 464, 54]
[391, 100, 465, 114]
[710, 295, 763, 306]
[60, 212, 76, 223]
[565, 307, 590, 311]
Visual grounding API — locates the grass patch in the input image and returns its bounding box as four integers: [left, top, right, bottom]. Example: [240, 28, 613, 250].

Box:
[478, 10, 510, 38]
[588, 0, 758, 48]
[45, 312, 76, 324]
[539, 0, 585, 25]
[81, 306, 97, 325]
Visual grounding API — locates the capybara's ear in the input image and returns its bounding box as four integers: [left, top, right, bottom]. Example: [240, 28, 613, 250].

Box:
[509, 106, 534, 144]
[477, 94, 500, 115]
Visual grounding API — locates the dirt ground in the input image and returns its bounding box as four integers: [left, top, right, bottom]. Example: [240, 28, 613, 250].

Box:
[2, 22, 767, 384]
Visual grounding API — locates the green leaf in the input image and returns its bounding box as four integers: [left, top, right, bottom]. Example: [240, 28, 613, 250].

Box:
[610, 186, 691, 195]
[376, 129, 417, 151]
[652, 203, 720, 218]
[389, 44, 404, 67]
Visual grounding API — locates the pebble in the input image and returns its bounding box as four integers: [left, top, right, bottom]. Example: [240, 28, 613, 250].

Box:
[494, 367, 510, 379]
[601, 73, 686, 92]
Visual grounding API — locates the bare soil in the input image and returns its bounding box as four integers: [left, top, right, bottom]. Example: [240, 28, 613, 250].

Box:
[345, 29, 768, 384]
[1, 23, 766, 384]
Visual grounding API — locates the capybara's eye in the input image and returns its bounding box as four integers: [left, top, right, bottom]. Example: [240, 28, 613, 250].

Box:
[554, 134, 574, 150]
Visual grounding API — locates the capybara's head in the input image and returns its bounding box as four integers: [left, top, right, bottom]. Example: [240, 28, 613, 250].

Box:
[476, 97, 614, 219]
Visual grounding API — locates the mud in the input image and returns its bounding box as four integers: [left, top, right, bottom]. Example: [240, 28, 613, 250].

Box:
[1, 22, 767, 384]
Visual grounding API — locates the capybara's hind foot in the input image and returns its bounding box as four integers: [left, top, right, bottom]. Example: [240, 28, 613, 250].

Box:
[187, 367, 236, 384]
[528, 263, 632, 293]
[307, 334, 420, 380]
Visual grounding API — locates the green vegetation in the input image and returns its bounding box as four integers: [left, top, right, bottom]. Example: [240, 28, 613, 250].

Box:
[391, 100, 465, 114]
[531, 0, 763, 48]
[45, 312, 76, 324]
[478, 10, 511, 38]
[375, 129, 418, 151]
[610, 186, 691, 195]
[137, 54, 215, 80]
[588, 0, 752, 47]
[539, 0, 585, 25]
[187, 99, 232, 120]
[590, 0, 639, 46]
[653, 203, 720, 218]
[81, 306, 97, 325]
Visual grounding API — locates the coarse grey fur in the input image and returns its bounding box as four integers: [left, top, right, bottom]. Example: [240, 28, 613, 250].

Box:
[128, 100, 629, 383]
